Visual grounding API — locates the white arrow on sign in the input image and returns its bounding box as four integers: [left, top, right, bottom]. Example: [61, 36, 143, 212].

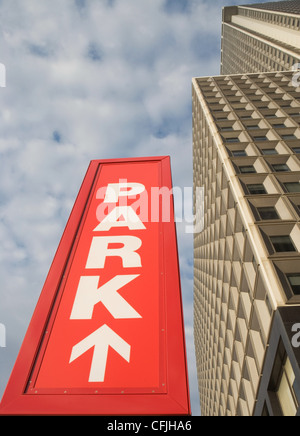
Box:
[69, 324, 131, 382]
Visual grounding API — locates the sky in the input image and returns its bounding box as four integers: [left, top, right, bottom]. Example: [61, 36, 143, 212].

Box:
[0, 0, 274, 417]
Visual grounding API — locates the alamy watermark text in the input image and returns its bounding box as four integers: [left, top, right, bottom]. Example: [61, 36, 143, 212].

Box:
[292, 323, 300, 348]
[95, 181, 204, 234]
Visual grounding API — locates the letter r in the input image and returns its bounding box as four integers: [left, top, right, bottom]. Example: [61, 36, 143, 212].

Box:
[86, 236, 142, 269]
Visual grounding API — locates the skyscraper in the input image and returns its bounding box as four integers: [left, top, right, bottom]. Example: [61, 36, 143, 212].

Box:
[221, 1, 300, 75]
[193, 1, 300, 417]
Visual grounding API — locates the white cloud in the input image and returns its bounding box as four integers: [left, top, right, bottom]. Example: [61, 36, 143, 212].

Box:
[0, 0, 273, 416]
[0, 0, 206, 414]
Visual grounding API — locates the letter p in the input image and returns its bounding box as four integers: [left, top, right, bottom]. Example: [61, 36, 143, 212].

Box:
[103, 181, 145, 204]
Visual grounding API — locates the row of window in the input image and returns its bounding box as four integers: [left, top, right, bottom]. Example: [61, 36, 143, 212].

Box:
[238, 163, 294, 173]
[217, 108, 300, 121]
[239, 6, 300, 30]
[231, 147, 300, 156]
[221, 25, 300, 75]
[223, 134, 299, 143]
[213, 100, 298, 114]
[219, 124, 297, 132]
[246, 182, 300, 194]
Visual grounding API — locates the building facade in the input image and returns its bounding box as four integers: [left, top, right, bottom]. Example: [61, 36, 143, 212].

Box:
[193, 70, 300, 416]
[221, 1, 300, 75]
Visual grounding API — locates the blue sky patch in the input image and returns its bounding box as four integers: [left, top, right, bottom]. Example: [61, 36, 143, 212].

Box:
[164, 0, 191, 14]
[28, 43, 52, 58]
[52, 131, 62, 143]
[87, 42, 103, 62]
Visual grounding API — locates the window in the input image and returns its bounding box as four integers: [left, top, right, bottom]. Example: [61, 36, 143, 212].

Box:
[220, 126, 234, 132]
[258, 207, 279, 220]
[223, 136, 240, 143]
[268, 341, 300, 416]
[272, 163, 290, 172]
[262, 148, 278, 155]
[287, 274, 300, 295]
[292, 147, 300, 154]
[270, 235, 296, 253]
[232, 150, 247, 157]
[247, 184, 267, 195]
[239, 165, 256, 174]
[252, 136, 268, 141]
[284, 182, 300, 193]
[282, 135, 297, 141]
[273, 124, 286, 129]
[277, 357, 300, 416]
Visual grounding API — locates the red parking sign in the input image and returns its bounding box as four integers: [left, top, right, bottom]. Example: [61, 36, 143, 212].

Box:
[0, 157, 190, 415]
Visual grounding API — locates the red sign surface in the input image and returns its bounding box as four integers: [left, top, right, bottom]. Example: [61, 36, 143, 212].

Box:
[0, 157, 190, 415]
